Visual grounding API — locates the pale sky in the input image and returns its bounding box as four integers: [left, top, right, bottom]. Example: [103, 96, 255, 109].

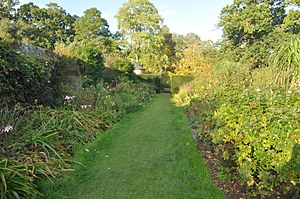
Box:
[19, 0, 233, 42]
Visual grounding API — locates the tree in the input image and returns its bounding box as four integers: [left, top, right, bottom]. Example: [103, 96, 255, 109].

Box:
[0, 17, 34, 42]
[74, 7, 110, 44]
[116, 0, 165, 73]
[219, 0, 287, 67]
[172, 33, 202, 64]
[175, 40, 213, 75]
[161, 25, 176, 71]
[17, 2, 39, 23]
[16, 2, 77, 49]
[283, 0, 300, 34]
[0, 0, 19, 19]
[220, 0, 286, 46]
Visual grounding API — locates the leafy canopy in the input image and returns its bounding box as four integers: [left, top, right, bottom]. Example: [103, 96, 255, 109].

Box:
[116, 0, 166, 73]
[74, 7, 110, 44]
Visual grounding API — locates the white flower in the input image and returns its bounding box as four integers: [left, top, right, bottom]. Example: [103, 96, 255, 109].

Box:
[64, 96, 75, 100]
[256, 88, 261, 92]
[80, 105, 92, 109]
[1, 125, 13, 133]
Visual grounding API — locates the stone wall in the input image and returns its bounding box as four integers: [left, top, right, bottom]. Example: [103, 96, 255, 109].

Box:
[19, 44, 82, 92]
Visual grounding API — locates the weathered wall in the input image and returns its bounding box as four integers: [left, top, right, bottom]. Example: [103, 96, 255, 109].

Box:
[19, 44, 82, 92]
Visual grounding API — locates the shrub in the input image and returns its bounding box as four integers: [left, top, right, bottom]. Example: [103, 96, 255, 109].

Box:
[170, 75, 194, 93]
[174, 59, 300, 197]
[185, 85, 300, 197]
[112, 57, 134, 74]
[211, 87, 300, 196]
[251, 67, 274, 89]
[0, 40, 60, 107]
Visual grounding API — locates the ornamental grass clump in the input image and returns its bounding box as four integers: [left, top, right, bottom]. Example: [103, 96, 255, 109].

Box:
[270, 37, 300, 88]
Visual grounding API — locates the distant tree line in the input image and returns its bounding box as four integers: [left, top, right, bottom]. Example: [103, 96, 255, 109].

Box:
[1, 0, 298, 78]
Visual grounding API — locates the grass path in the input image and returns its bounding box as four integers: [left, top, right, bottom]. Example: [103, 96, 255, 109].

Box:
[37, 94, 225, 199]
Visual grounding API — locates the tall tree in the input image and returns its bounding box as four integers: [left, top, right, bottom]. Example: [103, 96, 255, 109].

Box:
[172, 33, 202, 64]
[74, 7, 110, 44]
[116, 0, 165, 73]
[0, 0, 19, 19]
[16, 2, 77, 49]
[71, 8, 113, 84]
[220, 0, 286, 46]
[161, 25, 176, 71]
[17, 2, 39, 23]
[219, 0, 287, 67]
[174, 35, 215, 75]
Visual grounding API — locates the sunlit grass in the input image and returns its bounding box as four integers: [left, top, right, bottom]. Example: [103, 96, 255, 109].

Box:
[36, 94, 224, 199]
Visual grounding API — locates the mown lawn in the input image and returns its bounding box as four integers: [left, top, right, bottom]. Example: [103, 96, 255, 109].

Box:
[36, 94, 224, 199]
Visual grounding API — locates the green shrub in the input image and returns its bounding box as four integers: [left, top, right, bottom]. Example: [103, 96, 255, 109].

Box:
[112, 57, 134, 74]
[211, 87, 300, 196]
[186, 85, 300, 197]
[73, 45, 104, 86]
[170, 75, 194, 93]
[174, 59, 300, 197]
[0, 40, 60, 107]
[251, 67, 274, 89]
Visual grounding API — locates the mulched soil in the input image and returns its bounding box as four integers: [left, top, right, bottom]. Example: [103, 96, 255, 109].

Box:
[190, 126, 250, 199]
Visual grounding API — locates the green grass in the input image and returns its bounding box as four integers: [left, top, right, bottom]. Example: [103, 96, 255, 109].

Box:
[36, 94, 225, 199]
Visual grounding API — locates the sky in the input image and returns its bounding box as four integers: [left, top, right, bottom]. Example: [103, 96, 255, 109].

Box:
[19, 0, 233, 42]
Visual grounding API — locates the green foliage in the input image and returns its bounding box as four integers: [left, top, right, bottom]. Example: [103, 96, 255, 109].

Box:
[211, 87, 300, 196]
[74, 45, 104, 86]
[177, 79, 300, 196]
[161, 25, 176, 70]
[111, 57, 134, 74]
[218, 0, 299, 68]
[0, 40, 60, 107]
[174, 33, 300, 196]
[54, 43, 104, 87]
[74, 7, 110, 44]
[217, 164, 232, 182]
[251, 67, 275, 89]
[175, 42, 212, 75]
[0, 0, 19, 19]
[219, 0, 285, 46]
[174, 57, 300, 197]
[116, 0, 162, 36]
[0, 18, 34, 42]
[0, 159, 39, 199]
[283, 10, 300, 34]
[16, 2, 77, 49]
[170, 75, 194, 93]
[0, 79, 155, 198]
[270, 36, 300, 87]
[116, 0, 166, 73]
